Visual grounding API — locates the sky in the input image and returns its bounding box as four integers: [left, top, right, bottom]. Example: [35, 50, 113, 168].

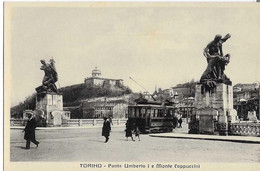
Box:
[7, 3, 260, 106]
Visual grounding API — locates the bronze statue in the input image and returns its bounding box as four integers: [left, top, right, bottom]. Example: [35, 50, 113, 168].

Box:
[35, 59, 58, 95]
[200, 34, 232, 87]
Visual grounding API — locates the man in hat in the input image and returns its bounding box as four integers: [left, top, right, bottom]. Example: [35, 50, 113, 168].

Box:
[102, 117, 111, 143]
[22, 112, 39, 149]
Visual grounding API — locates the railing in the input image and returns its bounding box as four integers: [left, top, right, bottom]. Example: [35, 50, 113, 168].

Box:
[229, 122, 260, 137]
[10, 119, 27, 126]
[10, 118, 127, 127]
[64, 119, 127, 126]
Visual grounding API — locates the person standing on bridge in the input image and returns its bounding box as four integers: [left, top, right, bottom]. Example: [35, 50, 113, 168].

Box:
[102, 117, 111, 143]
[125, 120, 135, 141]
[22, 113, 39, 149]
[133, 123, 140, 141]
[178, 116, 183, 128]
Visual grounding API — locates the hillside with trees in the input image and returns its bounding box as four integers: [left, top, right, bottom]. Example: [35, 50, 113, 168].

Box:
[11, 83, 132, 118]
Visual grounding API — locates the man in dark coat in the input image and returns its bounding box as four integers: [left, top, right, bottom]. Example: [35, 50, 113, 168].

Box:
[125, 120, 135, 141]
[23, 113, 39, 149]
[102, 117, 111, 143]
[178, 117, 183, 128]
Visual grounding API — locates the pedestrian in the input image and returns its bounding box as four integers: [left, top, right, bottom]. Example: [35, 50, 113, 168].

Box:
[173, 116, 178, 128]
[134, 123, 140, 141]
[125, 120, 135, 141]
[178, 117, 183, 128]
[22, 112, 39, 149]
[102, 117, 111, 143]
[109, 117, 113, 125]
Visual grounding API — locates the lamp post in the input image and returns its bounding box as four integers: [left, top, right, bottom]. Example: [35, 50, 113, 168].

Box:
[255, 81, 260, 119]
[186, 97, 194, 124]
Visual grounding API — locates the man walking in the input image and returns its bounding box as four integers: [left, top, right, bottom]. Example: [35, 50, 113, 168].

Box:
[23, 112, 39, 149]
[102, 117, 111, 143]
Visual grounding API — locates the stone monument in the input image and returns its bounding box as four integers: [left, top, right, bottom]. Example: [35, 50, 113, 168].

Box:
[34, 58, 68, 126]
[189, 34, 238, 135]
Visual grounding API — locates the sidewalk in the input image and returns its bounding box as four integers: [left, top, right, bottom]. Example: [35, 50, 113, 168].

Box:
[150, 124, 260, 144]
[10, 124, 124, 130]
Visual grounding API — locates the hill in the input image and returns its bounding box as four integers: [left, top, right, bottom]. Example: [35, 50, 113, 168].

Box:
[10, 83, 132, 118]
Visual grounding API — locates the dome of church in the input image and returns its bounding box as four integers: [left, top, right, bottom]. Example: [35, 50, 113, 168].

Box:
[92, 67, 101, 77]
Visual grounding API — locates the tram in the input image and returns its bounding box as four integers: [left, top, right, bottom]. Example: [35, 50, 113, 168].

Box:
[127, 100, 177, 133]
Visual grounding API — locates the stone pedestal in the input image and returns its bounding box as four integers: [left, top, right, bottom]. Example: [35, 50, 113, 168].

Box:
[189, 83, 238, 135]
[35, 93, 64, 126]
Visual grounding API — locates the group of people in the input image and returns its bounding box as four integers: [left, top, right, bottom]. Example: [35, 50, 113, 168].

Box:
[23, 113, 183, 148]
[101, 117, 141, 143]
[125, 120, 140, 141]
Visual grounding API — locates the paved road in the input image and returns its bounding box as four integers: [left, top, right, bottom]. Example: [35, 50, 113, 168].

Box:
[10, 125, 260, 162]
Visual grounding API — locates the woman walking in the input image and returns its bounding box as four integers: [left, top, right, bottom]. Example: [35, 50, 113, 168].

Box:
[134, 123, 141, 141]
[125, 120, 135, 141]
[102, 117, 111, 143]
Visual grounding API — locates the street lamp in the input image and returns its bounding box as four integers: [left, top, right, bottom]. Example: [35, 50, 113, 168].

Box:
[185, 97, 194, 124]
[255, 81, 260, 119]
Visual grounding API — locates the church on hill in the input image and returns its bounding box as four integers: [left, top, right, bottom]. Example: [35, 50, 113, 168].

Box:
[84, 67, 124, 88]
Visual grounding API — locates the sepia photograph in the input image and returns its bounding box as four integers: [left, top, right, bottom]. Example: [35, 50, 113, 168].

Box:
[4, 2, 260, 171]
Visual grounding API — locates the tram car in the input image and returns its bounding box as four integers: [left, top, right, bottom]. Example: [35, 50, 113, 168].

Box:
[127, 100, 177, 133]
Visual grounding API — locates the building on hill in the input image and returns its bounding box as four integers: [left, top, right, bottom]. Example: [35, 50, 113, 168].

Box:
[84, 67, 124, 88]
[171, 87, 193, 100]
[234, 83, 259, 91]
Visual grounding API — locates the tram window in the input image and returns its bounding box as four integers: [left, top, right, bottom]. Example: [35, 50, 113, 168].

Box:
[150, 109, 154, 117]
[129, 108, 134, 117]
[141, 108, 145, 117]
[158, 109, 162, 117]
[163, 110, 166, 117]
[131, 108, 135, 117]
[167, 109, 173, 116]
[158, 110, 161, 117]
[147, 109, 151, 117]
[128, 108, 131, 117]
[154, 109, 158, 117]
[136, 108, 139, 117]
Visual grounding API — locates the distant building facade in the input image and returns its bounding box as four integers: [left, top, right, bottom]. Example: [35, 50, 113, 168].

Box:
[233, 82, 259, 120]
[234, 83, 259, 91]
[171, 87, 193, 100]
[82, 101, 128, 119]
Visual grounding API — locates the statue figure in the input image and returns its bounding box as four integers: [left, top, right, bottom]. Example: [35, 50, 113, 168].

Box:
[35, 59, 58, 94]
[200, 33, 232, 87]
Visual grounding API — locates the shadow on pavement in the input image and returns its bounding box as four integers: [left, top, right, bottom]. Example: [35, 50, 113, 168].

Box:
[13, 146, 27, 149]
[88, 139, 105, 143]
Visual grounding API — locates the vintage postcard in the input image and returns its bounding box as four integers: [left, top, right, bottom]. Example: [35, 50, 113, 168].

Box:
[4, 2, 260, 171]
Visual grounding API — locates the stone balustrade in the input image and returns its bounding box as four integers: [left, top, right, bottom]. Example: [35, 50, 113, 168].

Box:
[229, 122, 260, 137]
[10, 119, 26, 126]
[10, 118, 127, 127]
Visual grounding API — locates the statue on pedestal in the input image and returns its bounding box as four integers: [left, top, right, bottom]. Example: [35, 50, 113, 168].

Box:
[35, 58, 58, 95]
[200, 34, 232, 88]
